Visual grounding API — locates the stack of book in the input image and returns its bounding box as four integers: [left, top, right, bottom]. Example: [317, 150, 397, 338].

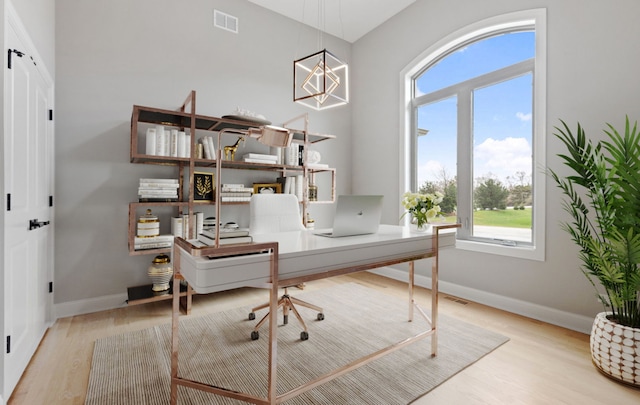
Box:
[219, 183, 253, 202]
[197, 227, 252, 245]
[138, 178, 179, 202]
[284, 144, 304, 166]
[200, 136, 216, 160]
[277, 175, 304, 200]
[145, 126, 191, 158]
[134, 234, 174, 251]
[242, 153, 278, 164]
[203, 217, 217, 231]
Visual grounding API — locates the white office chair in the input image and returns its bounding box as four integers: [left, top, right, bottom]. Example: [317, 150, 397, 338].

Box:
[248, 193, 324, 341]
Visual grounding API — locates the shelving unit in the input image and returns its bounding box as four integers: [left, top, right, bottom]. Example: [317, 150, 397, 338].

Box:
[126, 90, 336, 308]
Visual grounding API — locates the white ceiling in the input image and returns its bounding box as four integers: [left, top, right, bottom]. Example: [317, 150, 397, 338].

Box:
[248, 0, 416, 43]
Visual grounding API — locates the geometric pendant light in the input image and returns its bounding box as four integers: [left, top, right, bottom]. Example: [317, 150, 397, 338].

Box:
[293, 48, 349, 111]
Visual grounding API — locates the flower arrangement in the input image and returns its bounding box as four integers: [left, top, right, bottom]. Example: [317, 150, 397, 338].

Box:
[401, 191, 443, 229]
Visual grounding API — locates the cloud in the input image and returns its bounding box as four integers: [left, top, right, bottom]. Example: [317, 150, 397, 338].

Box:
[474, 137, 531, 181]
[516, 112, 532, 122]
[417, 160, 448, 185]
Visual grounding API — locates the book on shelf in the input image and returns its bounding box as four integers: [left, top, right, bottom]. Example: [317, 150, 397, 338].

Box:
[171, 217, 183, 237]
[201, 136, 215, 160]
[285, 144, 301, 166]
[137, 188, 179, 195]
[243, 158, 277, 164]
[144, 129, 190, 158]
[138, 197, 179, 202]
[138, 178, 179, 200]
[221, 183, 245, 189]
[177, 131, 187, 158]
[135, 235, 174, 244]
[134, 234, 174, 250]
[145, 128, 157, 155]
[134, 242, 172, 250]
[196, 234, 253, 246]
[139, 178, 178, 184]
[295, 174, 303, 200]
[220, 188, 253, 194]
[201, 228, 250, 239]
[195, 212, 204, 235]
[243, 153, 278, 161]
[243, 153, 278, 160]
[169, 129, 178, 157]
[154, 126, 167, 156]
[219, 191, 252, 197]
[220, 186, 253, 193]
[220, 196, 252, 202]
[138, 182, 179, 189]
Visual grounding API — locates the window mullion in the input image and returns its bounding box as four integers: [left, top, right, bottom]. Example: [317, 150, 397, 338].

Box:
[457, 88, 473, 238]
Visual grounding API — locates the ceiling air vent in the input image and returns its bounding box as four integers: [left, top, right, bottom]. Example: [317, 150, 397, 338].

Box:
[213, 10, 238, 34]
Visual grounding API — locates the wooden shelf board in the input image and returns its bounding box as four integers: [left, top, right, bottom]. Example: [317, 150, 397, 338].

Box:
[126, 283, 191, 305]
[129, 247, 172, 256]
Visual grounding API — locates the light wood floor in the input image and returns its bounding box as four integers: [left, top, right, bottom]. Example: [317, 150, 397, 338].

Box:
[8, 272, 640, 404]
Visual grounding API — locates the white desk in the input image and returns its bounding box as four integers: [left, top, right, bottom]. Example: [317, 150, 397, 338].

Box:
[170, 224, 459, 405]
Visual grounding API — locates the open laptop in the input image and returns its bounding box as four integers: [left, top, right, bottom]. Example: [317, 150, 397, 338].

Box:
[314, 195, 383, 238]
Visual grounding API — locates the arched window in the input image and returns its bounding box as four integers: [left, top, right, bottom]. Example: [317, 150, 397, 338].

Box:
[401, 9, 546, 260]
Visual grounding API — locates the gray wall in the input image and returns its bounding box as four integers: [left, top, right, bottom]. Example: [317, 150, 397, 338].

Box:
[352, 0, 640, 325]
[54, 0, 351, 306]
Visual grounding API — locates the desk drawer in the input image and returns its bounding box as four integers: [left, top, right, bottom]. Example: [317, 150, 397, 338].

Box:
[179, 248, 272, 294]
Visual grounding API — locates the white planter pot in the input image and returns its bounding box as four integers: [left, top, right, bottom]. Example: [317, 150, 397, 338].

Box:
[590, 312, 640, 387]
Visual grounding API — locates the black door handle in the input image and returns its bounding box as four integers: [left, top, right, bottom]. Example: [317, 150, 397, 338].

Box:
[29, 219, 50, 230]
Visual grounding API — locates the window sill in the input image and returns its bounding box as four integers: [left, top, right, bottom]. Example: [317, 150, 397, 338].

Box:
[455, 239, 544, 261]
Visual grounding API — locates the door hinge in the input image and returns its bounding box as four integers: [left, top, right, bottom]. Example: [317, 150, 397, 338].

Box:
[49, 282, 53, 293]
[6, 193, 10, 211]
[49, 195, 54, 207]
[48, 109, 53, 121]
[6, 336, 10, 354]
[7, 48, 25, 69]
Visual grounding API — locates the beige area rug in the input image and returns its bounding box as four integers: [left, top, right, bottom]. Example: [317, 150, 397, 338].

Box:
[85, 283, 509, 404]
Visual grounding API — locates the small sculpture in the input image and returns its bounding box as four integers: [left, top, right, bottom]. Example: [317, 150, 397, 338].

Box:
[223, 137, 244, 160]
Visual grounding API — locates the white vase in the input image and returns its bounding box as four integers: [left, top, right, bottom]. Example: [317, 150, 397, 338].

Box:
[411, 216, 431, 232]
[147, 254, 173, 292]
[590, 312, 640, 387]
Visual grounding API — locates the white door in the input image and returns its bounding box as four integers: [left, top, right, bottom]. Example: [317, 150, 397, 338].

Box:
[3, 13, 54, 399]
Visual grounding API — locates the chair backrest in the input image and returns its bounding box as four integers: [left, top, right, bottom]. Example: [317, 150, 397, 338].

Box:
[249, 194, 305, 235]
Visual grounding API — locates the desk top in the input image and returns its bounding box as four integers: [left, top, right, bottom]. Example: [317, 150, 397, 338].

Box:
[178, 224, 456, 294]
[250, 224, 454, 253]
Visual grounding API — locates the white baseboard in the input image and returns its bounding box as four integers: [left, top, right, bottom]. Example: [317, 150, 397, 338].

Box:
[51, 270, 594, 334]
[369, 267, 594, 334]
[53, 292, 128, 319]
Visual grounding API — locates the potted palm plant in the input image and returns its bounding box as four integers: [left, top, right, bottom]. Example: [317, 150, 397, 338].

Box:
[550, 117, 640, 386]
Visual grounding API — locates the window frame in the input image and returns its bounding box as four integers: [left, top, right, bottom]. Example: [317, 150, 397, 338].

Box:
[399, 9, 547, 261]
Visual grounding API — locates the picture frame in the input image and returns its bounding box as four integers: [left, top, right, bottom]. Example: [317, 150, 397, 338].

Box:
[253, 182, 282, 194]
[194, 171, 214, 201]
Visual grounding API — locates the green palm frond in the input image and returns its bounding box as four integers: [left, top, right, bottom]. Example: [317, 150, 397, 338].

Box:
[549, 118, 640, 328]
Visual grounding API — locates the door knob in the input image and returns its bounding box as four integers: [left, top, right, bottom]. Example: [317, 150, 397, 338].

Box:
[29, 219, 50, 230]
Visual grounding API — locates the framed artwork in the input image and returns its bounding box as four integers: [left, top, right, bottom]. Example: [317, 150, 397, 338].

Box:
[253, 183, 282, 194]
[194, 171, 214, 201]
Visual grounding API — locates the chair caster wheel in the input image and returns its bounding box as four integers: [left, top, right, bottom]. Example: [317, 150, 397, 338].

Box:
[300, 331, 309, 341]
[251, 331, 259, 340]
[317, 313, 325, 321]
[248, 312, 256, 320]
